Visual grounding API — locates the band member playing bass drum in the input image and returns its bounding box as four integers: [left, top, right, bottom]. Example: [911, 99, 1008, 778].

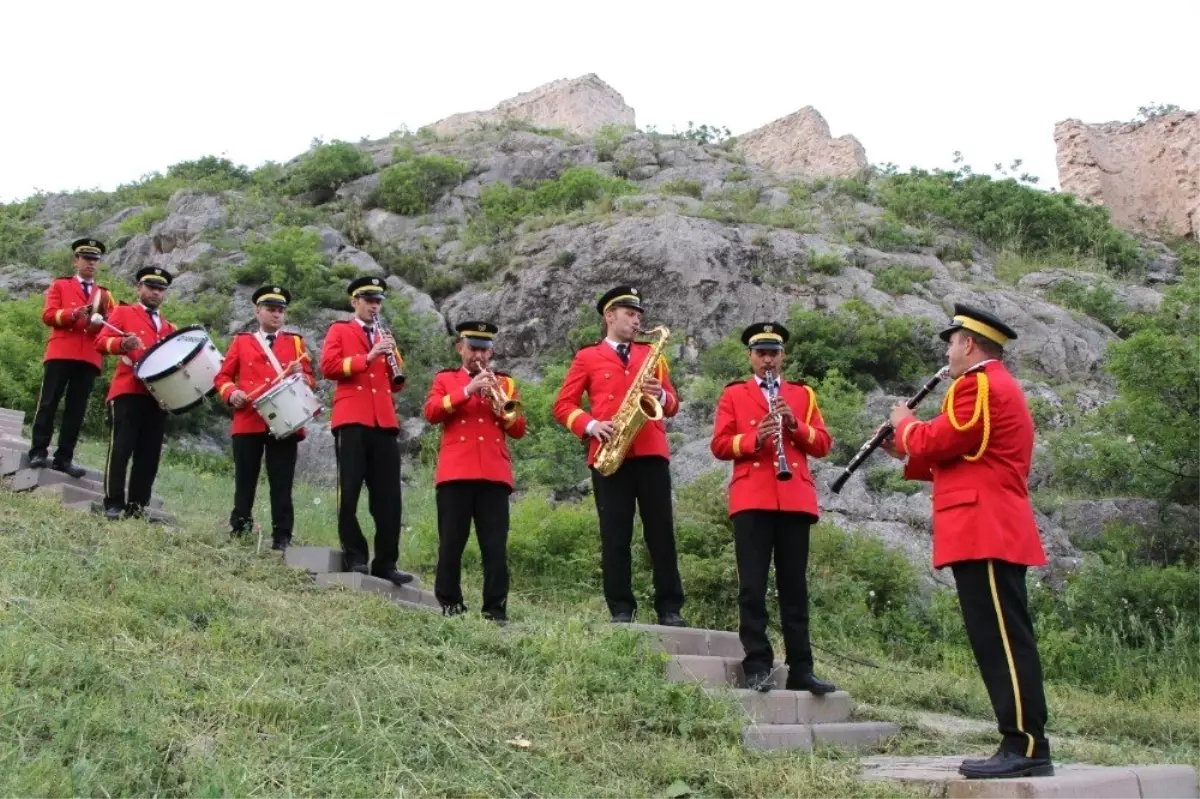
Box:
[94, 267, 175, 521]
[883, 304, 1052, 780]
[553, 285, 687, 627]
[423, 321, 526, 622]
[319, 276, 413, 585]
[29, 238, 116, 478]
[709, 323, 836, 695]
[214, 286, 315, 551]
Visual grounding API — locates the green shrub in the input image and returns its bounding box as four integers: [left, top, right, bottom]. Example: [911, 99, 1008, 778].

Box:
[116, 205, 168, 238]
[658, 179, 703, 199]
[476, 168, 637, 238]
[805, 251, 846, 276]
[1045, 280, 1132, 334]
[936, 236, 974, 262]
[233, 227, 345, 318]
[166, 156, 251, 186]
[286, 140, 375, 196]
[866, 213, 920, 251]
[864, 464, 923, 495]
[0, 214, 44, 266]
[808, 369, 869, 462]
[874, 264, 934, 296]
[376, 155, 467, 216]
[506, 364, 592, 492]
[593, 125, 629, 162]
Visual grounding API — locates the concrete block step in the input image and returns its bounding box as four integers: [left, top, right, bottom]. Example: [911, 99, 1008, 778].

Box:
[284, 546, 345, 575]
[742, 721, 898, 752]
[622, 622, 744, 658]
[78, 500, 175, 526]
[734, 687, 852, 725]
[32, 481, 104, 507]
[7, 465, 163, 508]
[859, 756, 1198, 798]
[0, 408, 25, 424]
[0, 444, 109, 486]
[315, 571, 437, 610]
[667, 653, 788, 690]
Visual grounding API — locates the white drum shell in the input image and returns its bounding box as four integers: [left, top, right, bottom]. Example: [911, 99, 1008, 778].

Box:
[253, 374, 322, 438]
[135, 328, 224, 413]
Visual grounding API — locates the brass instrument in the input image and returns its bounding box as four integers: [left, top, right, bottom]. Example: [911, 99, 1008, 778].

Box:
[370, 310, 406, 388]
[594, 325, 670, 477]
[469, 361, 522, 423]
[763, 369, 793, 482]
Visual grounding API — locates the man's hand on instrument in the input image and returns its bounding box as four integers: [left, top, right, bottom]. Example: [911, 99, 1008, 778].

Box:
[229, 390, 250, 409]
[589, 420, 615, 442]
[70, 306, 87, 323]
[120, 335, 142, 352]
[773, 400, 798, 430]
[755, 416, 781, 449]
[641, 375, 662, 398]
[285, 361, 303, 376]
[465, 370, 492, 396]
[367, 339, 392, 362]
[889, 402, 916, 428]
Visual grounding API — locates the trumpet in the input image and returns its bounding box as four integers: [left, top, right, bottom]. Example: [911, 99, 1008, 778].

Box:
[470, 361, 522, 423]
[370, 310, 406, 389]
[763, 370, 793, 482]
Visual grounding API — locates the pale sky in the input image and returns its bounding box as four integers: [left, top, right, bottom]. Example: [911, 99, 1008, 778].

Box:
[3, 0, 1196, 204]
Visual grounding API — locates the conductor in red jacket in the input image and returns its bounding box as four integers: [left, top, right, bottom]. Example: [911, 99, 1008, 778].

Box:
[29, 238, 116, 478]
[319, 276, 413, 585]
[710, 322, 837, 695]
[94, 266, 176, 521]
[886, 304, 1051, 780]
[423, 321, 527, 622]
[553, 285, 686, 626]
[214, 286, 316, 550]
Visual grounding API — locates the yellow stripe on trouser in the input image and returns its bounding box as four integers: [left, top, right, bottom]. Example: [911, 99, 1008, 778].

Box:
[334, 432, 341, 514]
[988, 560, 1035, 758]
[33, 373, 46, 425]
[104, 401, 115, 501]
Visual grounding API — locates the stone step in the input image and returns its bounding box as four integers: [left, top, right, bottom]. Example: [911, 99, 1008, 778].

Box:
[668, 653, 789, 691]
[0, 408, 25, 424]
[622, 622, 744, 658]
[734, 687, 852, 725]
[743, 721, 898, 752]
[5, 464, 163, 508]
[284, 546, 346, 575]
[859, 756, 1198, 798]
[315, 571, 438, 610]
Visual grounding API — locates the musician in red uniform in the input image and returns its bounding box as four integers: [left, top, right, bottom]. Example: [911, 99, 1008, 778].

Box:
[94, 266, 176, 521]
[213, 286, 315, 550]
[423, 321, 527, 622]
[29, 238, 117, 478]
[553, 285, 686, 626]
[710, 322, 837, 695]
[886, 303, 1051, 780]
[319, 276, 413, 585]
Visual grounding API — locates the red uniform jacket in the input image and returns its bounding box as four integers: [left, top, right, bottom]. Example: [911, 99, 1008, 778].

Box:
[423, 368, 527, 490]
[552, 340, 679, 466]
[94, 303, 178, 401]
[318, 319, 403, 431]
[894, 360, 1045, 569]
[213, 331, 316, 438]
[41, 276, 115, 369]
[711, 377, 832, 517]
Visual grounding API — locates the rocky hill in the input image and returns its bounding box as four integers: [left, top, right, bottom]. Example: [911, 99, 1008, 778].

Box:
[1, 79, 1195, 583]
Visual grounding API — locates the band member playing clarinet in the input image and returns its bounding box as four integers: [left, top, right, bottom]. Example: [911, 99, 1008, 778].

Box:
[423, 321, 526, 622]
[319, 276, 413, 585]
[94, 267, 175, 521]
[214, 286, 315, 550]
[709, 323, 836, 695]
[883, 304, 1052, 780]
[29, 238, 116, 478]
[553, 285, 687, 627]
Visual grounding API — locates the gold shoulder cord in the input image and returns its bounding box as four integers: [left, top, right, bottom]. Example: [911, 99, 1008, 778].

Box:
[941, 372, 991, 461]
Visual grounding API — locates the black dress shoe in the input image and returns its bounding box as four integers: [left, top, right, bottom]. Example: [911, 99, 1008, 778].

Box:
[483, 612, 508, 626]
[28, 454, 49, 469]
[442, 602, 468, 617]
[744, 671, 773, 693]
[104, 505, 124, 521]
[271, 538, 291, 552]
[610, 611, 634, 623]
[657, 612, 688, 627]
[51, 461, 87, 479]
[372, 568, 415, 586]
[786, 672, 837, 695]
[958, 751, 1054, 779]
[348, 563, 369, 575]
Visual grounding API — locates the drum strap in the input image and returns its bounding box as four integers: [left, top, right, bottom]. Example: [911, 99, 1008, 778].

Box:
[254, 331, 285, 377]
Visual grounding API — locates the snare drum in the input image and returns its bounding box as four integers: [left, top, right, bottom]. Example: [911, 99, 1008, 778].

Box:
[135, 325, 225, 414]
[252, 373, 322, 438]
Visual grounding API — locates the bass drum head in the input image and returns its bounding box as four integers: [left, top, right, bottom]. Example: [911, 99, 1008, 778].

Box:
[136, 325, 209, 382]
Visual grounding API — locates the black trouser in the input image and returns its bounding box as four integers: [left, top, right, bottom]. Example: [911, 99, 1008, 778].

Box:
[104, 394, 167, 512]
[334, 424, 401, 573]
[30, 359, 98, 464]
[733, 510, 815, 676]
[435, 480, 511, 617]
[951, 559, 1051, 760]
[589, 455, 684, 617]
[230, 432, 299, 541]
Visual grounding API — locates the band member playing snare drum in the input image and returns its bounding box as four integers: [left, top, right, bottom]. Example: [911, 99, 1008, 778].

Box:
[214, 286, 315, 550]
[94, 266, 176, 521]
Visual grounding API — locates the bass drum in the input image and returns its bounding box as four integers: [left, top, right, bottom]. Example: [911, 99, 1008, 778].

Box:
[135, 325, 224, 414]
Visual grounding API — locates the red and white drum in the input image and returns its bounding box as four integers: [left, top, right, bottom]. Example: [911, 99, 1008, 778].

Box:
[252, 373, 322, 438]
[135, 325, 224, 414]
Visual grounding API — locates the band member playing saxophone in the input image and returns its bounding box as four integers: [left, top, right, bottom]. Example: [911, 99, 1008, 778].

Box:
[214, 286, 315, 550]
[318, 276, 413, 585]
[709, 323, 836, 695]
[29, 238, 116, 478]
[552, 285, 687, 627]
[423, 321, 526, 622]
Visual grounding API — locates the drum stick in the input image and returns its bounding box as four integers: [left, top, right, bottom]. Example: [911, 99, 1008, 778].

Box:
[245, 352, 313, 404]
[90, 313, 129, 337]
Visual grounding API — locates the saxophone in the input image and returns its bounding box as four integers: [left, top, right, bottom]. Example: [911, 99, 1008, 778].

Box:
[593, 325, 670, 477]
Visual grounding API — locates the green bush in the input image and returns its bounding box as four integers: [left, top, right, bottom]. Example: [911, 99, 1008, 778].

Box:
[873, 264, 934, 296]
[166, 156, 251, 186]
[475, 168, 638, 239]
[658, 179, 703, 199]
[806, 251, 847, 276]
[506, 364, 591, 492]
[376, 155, 467, 216]
[593, 125, 629, 162]
[116, 205, 168, 238]
[0, 214, 44, 267]
[233, 227, 345, 318]
[865, 464, 923, 495]
[1045, 280, 1132, 335]
[286, 140, 375, 196]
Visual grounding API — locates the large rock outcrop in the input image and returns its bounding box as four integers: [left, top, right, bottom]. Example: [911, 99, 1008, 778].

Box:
[1055, 111, 1199, 239]
[737, 106, 868, 179]
[426, 74, 635, 138]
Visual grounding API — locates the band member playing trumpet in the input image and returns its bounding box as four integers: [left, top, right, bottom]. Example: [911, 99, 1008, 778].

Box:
[94, 267, 176, 521]
[553, 285, 687, 627]
[883, 304, 1051, 780]
[29, 238, 116, 478]
[423, 321, 526, 622]
[319, 276, 413, 585]
[709, 323, 836, 695]
[214, 286, 315, 550]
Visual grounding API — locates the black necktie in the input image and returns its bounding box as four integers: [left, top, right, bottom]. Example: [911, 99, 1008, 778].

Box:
[148, 309, 159, 331]
[617, 343, 630, 365]
[364, 326, 374, 346]
[266, 333, 276, 347]
[81, 281, 92, 298]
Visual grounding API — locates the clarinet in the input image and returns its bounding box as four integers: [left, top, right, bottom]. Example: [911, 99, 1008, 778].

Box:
[764, 370, 793, 482]
[370, 310, 406, 389]
[829, 366, 950, 494]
